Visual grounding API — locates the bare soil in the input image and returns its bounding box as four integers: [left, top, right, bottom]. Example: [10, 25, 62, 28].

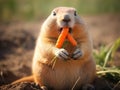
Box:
[0, 14, 120, 90]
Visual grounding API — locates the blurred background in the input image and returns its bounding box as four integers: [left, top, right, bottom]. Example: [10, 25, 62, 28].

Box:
[0, 0, 120, 87]
[0, 0, 120, 22]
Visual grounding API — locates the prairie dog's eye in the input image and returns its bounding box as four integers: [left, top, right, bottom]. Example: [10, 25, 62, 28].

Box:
[53, 11, 56, 16]
[74, 11, 77, 16]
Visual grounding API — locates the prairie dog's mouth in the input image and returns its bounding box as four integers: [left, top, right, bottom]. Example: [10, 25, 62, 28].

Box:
[59, 28, 72, 33]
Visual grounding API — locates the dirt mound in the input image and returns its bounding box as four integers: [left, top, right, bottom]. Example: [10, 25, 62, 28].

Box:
[0, 29, 35, 59]
[0, 82, 41, 90]
[0, 77, 120, 90]
[0, 28, 34, 87]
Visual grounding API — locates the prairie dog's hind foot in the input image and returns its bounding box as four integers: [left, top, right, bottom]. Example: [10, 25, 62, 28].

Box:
[35, 84, 48, 90]
[82, 84, 95, 90]
[41, 86, 48, 90]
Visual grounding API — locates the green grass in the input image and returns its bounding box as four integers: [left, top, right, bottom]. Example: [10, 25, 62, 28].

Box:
[94, 38, 120, 83]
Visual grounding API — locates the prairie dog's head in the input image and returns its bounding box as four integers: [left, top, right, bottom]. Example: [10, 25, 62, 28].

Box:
[41, 7, 85, 38]
[51, 7, 76, 28]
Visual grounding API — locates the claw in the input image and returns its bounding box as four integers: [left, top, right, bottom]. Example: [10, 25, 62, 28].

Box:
[41, 86, 48, 90]
[72, 48, 82, 59]
[55, 48, 69, 60]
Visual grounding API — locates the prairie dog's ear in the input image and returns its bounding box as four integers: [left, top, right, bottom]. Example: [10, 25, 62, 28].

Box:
[52, 11, 56, 16]
[51, 10, 57, 16]
[74, 11, 77, 16]
[50, 10, 58, 20]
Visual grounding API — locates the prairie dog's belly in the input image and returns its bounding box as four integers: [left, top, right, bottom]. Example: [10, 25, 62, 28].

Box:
[33, 59, 90, 89]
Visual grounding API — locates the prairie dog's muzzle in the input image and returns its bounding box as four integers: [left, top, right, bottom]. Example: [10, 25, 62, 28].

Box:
[62, 15, 71, 23]
[57, 13, 75, 28]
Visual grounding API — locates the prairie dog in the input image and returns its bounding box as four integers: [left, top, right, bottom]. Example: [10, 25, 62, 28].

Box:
[13, 7, 96, 90]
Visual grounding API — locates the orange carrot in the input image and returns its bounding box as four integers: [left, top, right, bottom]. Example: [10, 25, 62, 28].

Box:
[55, 27, 77, 48]
[55, 27, 69, 48]
[67, 33, 77, 46]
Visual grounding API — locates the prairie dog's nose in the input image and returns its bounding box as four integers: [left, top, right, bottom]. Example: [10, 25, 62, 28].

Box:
[62, 15, 71, 22]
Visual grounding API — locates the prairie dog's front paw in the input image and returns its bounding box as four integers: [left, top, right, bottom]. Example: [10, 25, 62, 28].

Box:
[72, 48, 82, 60]
[55, 48, 69, 60]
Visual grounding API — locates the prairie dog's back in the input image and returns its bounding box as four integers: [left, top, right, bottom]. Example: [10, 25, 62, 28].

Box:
[32, 7, 96, 90]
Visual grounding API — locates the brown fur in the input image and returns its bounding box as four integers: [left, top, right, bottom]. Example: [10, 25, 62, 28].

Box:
[13, 7, 96, 90]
